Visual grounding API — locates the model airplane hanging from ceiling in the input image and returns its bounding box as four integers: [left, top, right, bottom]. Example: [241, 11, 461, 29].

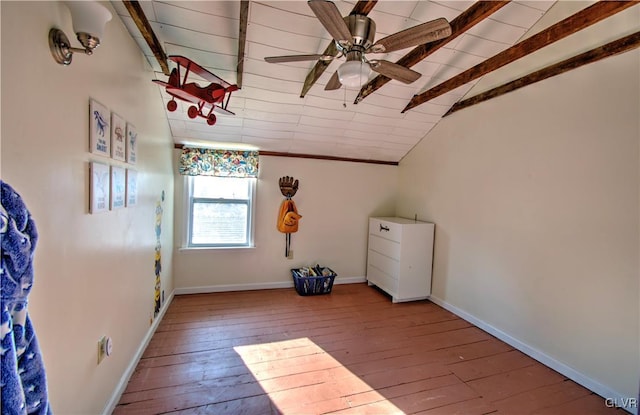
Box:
[152, 55, 238, 126]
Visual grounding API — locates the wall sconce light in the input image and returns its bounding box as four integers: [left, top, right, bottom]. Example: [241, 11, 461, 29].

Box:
[49, 1, 112, 66]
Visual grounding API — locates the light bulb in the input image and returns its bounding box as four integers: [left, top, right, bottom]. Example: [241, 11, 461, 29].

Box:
[64, 1, 112, 44]
[337, 60, 371, 87]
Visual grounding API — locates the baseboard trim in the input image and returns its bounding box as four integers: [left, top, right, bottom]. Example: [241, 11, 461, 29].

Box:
[335, 276, 367, 284]
[174, 276, 367, 295]
[428, 295, 637, 415]
[102, 290, 175, 415]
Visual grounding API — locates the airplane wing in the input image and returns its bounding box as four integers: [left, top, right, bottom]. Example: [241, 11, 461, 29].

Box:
[214, 106, 235, 116]
[198, 101, 236, 116]
[169, 55, 234, 89]
[152, 79, 173, 88]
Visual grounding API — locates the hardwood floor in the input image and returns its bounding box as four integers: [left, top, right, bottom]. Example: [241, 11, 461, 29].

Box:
[115, 283, 623, 414]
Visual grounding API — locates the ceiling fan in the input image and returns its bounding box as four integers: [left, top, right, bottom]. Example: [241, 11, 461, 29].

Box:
[264, 0, 452, 90]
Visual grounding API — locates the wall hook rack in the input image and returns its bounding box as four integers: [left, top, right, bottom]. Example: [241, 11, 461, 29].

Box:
[278, 176, 300, 258]
[279, 176, 299, 199]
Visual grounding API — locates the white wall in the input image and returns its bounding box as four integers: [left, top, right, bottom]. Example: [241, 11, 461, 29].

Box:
[174, 155, 398, 290]
[1, 2, 174, 413]
[396, 17, 639, 408]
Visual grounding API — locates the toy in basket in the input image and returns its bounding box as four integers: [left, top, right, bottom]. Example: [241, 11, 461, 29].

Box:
[291, 265, 337, 296]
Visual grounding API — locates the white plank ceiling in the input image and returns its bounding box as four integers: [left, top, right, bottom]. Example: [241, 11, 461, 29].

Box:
[110, 0, 558, 162]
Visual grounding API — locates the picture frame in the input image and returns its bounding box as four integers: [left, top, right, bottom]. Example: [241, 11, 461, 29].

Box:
[90, 162, 110, 213]
[110, 166, 126, 210]
[126, 169, 138, 207]
[126, 123, 138, 164]
[89, 99, 110, 156]
[111, 112, 126, 161]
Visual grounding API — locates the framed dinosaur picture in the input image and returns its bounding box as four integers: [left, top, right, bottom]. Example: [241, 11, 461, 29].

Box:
[89, 161, 110, 213]
[89, 98, 110, 157]
[126, 169, 138, 207]
[110, 112, 126, 161]
[126, 122, 138, 164]
[110, 166, 126, 210]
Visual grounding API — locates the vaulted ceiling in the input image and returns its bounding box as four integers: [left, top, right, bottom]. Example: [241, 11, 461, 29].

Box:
[110, 1, 639, 164]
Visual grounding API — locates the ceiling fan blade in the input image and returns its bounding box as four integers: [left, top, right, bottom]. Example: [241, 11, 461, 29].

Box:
[369, 60, 421, 84]
[324, 71, 342, 90]
[265, 54, 333, 63]
[308, 0, 352, 43]
[370, 17, 452, 53]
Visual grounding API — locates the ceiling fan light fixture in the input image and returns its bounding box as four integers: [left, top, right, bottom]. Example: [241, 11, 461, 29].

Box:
[337, 60, 370, 88]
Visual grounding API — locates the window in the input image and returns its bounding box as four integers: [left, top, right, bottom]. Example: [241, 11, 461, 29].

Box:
[186, 175, 256, 248]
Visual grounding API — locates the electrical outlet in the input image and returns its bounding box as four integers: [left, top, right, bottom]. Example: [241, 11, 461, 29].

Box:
[287, 250, 294, 260]
[97, 336, 107, 364]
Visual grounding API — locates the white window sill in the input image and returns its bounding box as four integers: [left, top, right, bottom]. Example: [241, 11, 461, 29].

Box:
[178, 245, 256, 252]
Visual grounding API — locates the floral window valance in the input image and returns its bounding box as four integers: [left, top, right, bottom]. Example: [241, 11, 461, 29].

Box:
[179, 147, 259, 178]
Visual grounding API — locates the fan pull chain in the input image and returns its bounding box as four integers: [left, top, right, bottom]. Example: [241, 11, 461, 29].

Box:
[343, 86, 347, 108]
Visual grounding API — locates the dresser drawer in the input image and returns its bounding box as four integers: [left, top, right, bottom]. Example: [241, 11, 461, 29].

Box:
[367, 249, 399, 279]
[368, 234, 401, 260]
[367, 264, 398, 294]
[369, 218, 402, 243]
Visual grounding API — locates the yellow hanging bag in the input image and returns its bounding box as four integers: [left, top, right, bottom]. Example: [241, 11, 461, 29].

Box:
[277, 199, 302, 233]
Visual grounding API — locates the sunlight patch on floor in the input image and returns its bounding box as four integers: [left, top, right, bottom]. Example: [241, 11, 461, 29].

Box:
[234, 337, 404, 414]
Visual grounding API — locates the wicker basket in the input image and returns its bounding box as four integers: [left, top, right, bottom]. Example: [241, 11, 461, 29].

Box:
[291, 266, 336, 296]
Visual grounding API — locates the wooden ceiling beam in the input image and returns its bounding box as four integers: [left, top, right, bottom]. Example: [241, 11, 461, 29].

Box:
[236, 0, 249, 89]
[259, 151, 398, 166]
[173, 144, 398, 165]
[354, 1, 509, 105]
[444, 31, 640, 116]
[122, 0, 170, 76]
[403, 0, 638, 113]
[300, 0, 378, 98]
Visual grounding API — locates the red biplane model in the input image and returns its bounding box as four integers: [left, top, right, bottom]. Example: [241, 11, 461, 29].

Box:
[152, 55, 238, 126]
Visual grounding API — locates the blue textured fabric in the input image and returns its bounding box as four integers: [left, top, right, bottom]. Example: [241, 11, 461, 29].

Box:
[1, 181, 52, 414]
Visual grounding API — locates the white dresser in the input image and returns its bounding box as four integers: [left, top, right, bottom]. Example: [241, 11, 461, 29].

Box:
[366, 217, 434, 303]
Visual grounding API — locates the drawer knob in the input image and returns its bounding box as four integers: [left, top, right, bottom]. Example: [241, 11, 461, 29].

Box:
[380, 224, 390, 232]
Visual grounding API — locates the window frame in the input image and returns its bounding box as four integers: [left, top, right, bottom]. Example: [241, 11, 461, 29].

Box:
[184, 175, 256, 249]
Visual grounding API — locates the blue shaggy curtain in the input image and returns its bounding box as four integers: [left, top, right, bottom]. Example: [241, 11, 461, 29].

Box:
[1, 181, 52, 414]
